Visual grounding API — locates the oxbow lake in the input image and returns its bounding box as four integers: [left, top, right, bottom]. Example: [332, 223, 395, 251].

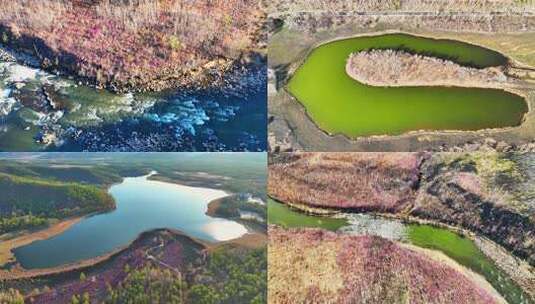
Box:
[288, 33, 528, 137]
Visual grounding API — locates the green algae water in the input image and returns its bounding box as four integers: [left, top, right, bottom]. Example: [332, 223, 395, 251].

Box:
[408, 225, 532, 304]
[268, 198, 348, 230]
[287, 33, 528, 137]
[268, 199, 533, 304]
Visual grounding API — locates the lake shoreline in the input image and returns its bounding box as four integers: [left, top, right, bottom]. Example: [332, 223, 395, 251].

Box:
[0, 228, 207, 281]
[206, 194, 267, 235]
[268, 26, 535, 152]
[285, 31, 529, 139]
[0, 226, 265, 281]
[0, 172, 250, 275]
[206, 197, 224, 217]
[0, 217, 83, 275]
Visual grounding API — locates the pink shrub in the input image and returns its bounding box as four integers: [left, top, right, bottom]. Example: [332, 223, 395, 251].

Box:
[269, 227, 501, 304]
[268, 153, 424, 212]
[0, 0, 262, 90]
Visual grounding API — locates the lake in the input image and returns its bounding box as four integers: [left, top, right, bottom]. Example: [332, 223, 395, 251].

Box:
[13, 173, 248, 269]
[287, 33, 528, 137]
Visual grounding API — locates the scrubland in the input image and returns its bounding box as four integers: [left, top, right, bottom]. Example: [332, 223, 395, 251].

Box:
[268, 152, 535, 266]
[268, 226, 504, 304]
[268, 153, 422, 212]
[0, 0, 263, 91]
[346, 50, 509, 88]
[264, 0, 535, 14]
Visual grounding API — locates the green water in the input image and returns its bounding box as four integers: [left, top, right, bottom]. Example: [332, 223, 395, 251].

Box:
[287, 33, 528, 137]
[408, 225, 532, 304]
[268, 198, 348, 230]
[268, 199, 533, 304]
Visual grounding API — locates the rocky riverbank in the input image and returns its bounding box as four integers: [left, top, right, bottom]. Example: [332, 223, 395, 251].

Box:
[0, 0, 265, 93]
[0, 43, 267, 152]
[474, 234, 535, 299]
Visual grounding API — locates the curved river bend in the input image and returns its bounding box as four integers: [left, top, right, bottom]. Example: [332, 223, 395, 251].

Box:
[13, 173, 247, 269]
[288, 33, 528, 138]
[268, 199, 533, 304]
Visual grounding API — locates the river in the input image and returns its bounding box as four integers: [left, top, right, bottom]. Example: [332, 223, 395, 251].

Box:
[268, 198, 533, 304]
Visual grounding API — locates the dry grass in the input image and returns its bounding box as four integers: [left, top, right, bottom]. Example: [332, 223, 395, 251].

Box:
[269, 226, 503, 304]
[268, 153, 422, 212]
[346, 50, 508, 88]
[0, 0, 70, 32]
[0, 289, 24, 303]
[268, 227, 343, 303]
[0, 0, 262, 90]
[265, 0, 535, 14]
[94, 0, 255, 55]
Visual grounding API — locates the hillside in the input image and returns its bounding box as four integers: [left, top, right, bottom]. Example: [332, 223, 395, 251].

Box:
[0, 0, 264, 92]
[1, 229, 266, 304]
[0, 173, 115, 234]
[269, 226, 505, 304]
[268, 152, 422, 212]
[268, 152, 535, 266]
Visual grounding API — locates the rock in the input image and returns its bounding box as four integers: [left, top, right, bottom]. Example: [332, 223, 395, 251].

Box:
[484, 137, 497, 148]
[496, 141, 511, 152]
[464, 142, 481, 152]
